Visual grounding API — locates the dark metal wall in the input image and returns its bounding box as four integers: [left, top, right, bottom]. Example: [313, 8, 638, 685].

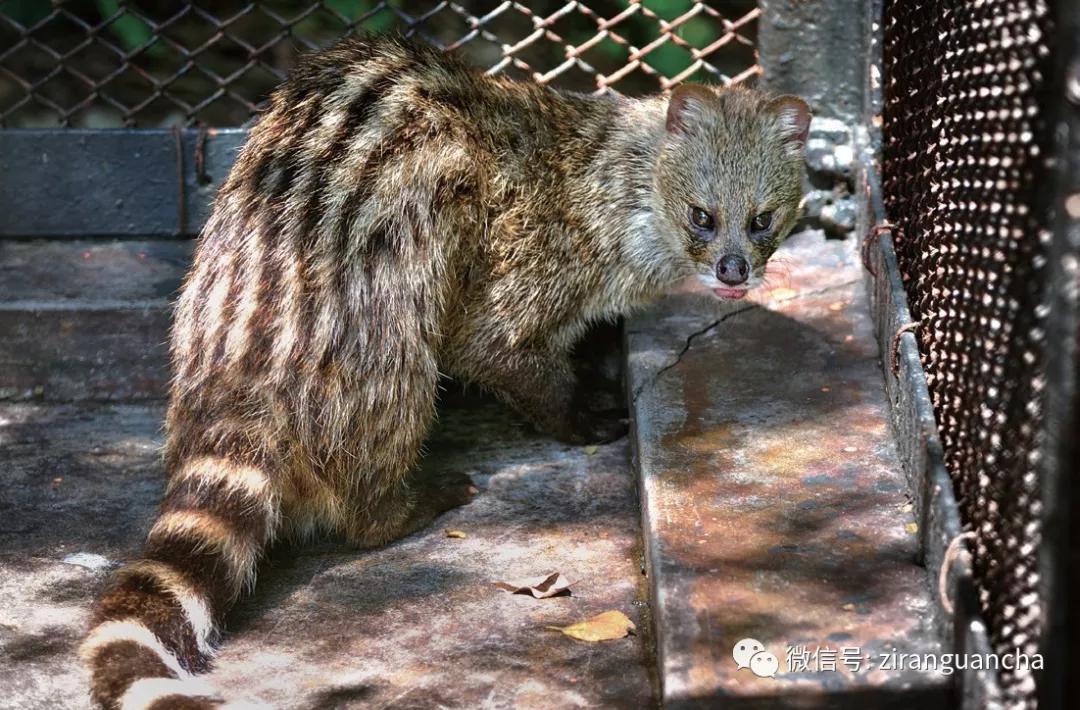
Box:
[880, 1, 1065, 708]
[1037, 1, 1080, 707]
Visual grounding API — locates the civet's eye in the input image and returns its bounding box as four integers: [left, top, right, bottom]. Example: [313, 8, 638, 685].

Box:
[690, 207, 715, 230]
[750, 211, 774, 233]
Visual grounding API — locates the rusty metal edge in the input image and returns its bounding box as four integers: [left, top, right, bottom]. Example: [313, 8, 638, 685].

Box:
[856, 1, 1004, 705]
[858, 157, 1004, 710]
[857, 146, 1005, 710]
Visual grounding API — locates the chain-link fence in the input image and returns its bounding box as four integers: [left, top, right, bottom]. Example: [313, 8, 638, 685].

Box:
[0, 0, 761, 128]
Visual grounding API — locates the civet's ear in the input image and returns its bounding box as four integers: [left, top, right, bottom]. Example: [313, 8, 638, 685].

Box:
[765, 95, 812, 155]
[666, 84, 716, 135]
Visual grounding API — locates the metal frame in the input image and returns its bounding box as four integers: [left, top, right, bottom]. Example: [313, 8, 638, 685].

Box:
[1036, 0, 1080, 707]
[858, 163, 1005, 709]
[857, 1, 1078, 708]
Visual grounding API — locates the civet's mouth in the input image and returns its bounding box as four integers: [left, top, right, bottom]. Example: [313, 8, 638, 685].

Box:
[712, 287, 748, 300]
[696, 274, 751, 301]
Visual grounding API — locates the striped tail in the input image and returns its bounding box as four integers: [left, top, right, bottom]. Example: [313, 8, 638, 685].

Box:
[81, 456, 279, 710]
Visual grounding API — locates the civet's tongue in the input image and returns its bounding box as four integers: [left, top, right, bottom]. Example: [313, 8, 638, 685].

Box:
[713, 287, 747, 300]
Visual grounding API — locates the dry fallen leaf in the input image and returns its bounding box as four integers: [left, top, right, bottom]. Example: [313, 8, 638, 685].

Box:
[583, 445, 598, 455]
[906, 522, 919, 534]
[828, 302, 846, 312]
[446, 530, 467, 539]
[493, 572, 572, 598]
[547, 610, 636, 642]
[768, 287, 799, 300]
[842, 603, 856, 612]
[899, 503, 914, 513]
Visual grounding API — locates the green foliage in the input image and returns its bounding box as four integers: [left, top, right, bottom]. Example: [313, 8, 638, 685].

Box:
[94, 0, 165, 57]
[639, 0, 719, 81]
[324, 0, 395, 32]
[2, 0, 51, 27]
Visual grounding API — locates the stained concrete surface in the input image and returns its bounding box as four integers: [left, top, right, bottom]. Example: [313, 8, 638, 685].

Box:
[627, 230, 951, 708]
[0, 239, 191, 402]
[0, 391, 655, 709]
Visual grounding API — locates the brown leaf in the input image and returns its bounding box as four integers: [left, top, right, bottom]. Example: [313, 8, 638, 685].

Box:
[493, 572, 572, 598]
[445, 530, 467, 539]
[547, 610, 636, 642]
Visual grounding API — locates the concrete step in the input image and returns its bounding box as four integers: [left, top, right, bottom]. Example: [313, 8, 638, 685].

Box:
[626, 230, 952, 709]
[0, 239, 189, 401]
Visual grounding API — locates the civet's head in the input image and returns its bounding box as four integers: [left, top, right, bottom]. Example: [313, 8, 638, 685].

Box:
[652, 84, 811, 300]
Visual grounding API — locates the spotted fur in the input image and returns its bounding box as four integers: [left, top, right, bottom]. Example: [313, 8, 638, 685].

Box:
[82, 34, 809, 709]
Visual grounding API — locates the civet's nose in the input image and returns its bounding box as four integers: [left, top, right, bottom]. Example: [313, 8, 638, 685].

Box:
[716, 255, 749, 286]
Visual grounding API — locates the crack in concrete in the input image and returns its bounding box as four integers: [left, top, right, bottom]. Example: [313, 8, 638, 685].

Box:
[628, 276, 862, 403]
[632, 304, 756, 403]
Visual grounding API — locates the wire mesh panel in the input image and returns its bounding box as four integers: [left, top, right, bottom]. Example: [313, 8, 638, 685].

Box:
[881, 0, 1054, 707]
[0, 0, 761, 128]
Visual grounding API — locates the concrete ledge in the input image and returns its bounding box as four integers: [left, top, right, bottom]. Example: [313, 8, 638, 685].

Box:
[627, 230, 951, 708]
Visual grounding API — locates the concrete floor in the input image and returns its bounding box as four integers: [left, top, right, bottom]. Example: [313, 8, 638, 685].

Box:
[0, 391, 655, 709]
